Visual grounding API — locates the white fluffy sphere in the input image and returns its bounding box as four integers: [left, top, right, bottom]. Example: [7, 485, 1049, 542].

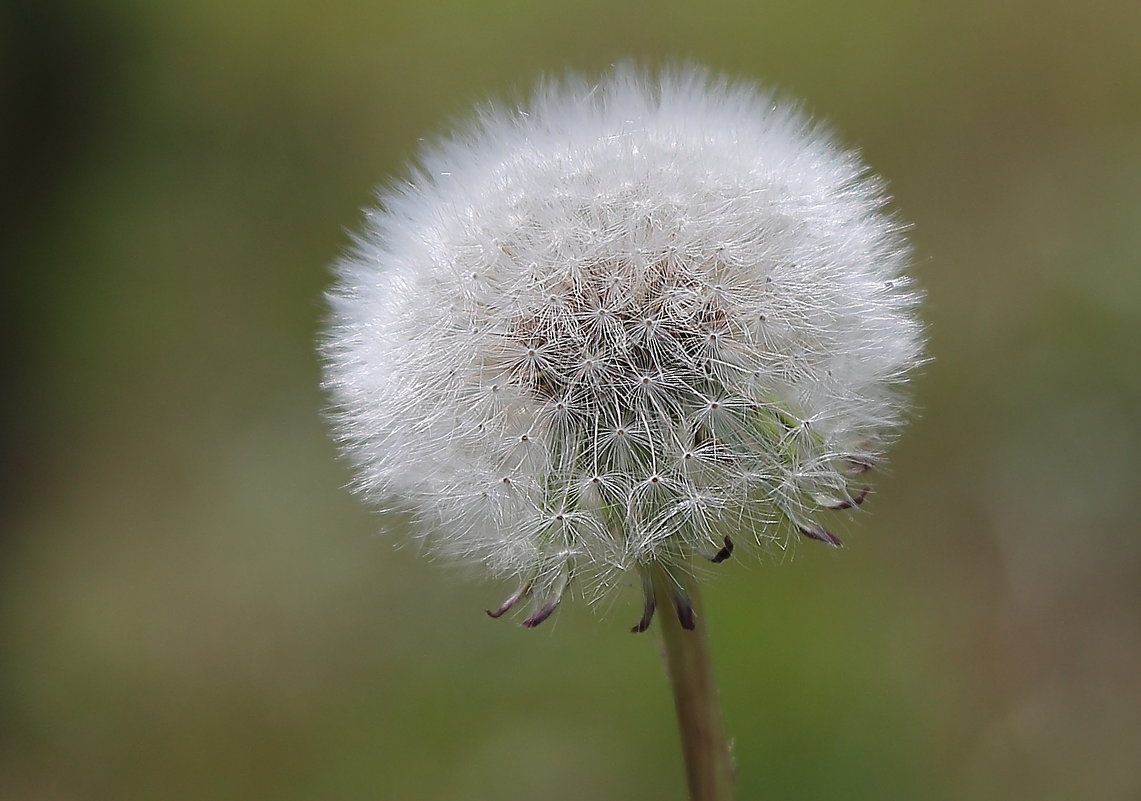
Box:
[322, 66, 923, 622]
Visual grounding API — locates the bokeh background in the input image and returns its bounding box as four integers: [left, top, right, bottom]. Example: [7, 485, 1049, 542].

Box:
[3, 1, 1140, 799]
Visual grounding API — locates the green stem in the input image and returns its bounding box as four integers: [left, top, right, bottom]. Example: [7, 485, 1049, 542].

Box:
[651, 562, 736, 801]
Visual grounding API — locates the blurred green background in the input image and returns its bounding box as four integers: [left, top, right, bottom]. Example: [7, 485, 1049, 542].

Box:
[3, 1, 1140, 799]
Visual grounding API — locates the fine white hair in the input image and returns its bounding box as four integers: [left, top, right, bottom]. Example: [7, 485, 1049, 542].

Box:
[322, 65, 923, 613]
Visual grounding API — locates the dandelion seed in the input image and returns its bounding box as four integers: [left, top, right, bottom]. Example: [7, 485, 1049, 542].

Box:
[321, 66, 924, 799]
[321, 65, 923, 626]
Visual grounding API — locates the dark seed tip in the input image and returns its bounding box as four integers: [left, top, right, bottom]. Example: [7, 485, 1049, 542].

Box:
[799, 524, 844, 547]
[677, 605, 696, 630]
[672, 593, 696, 630]
[829, 487, 872, 510]
[631, 597, 656, 633]
[709, 535, 735, 563]
[521, 601, 557, 628]
[487, 583, 532, 619]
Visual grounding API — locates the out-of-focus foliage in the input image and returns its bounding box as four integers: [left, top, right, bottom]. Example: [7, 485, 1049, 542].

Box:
[2, 1, 1138, 799]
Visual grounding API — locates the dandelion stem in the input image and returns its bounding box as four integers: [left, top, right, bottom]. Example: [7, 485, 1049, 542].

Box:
[651, 562, 735, 801]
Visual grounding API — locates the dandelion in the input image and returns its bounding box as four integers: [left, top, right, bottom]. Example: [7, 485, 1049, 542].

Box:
[321, 65, 923, 800]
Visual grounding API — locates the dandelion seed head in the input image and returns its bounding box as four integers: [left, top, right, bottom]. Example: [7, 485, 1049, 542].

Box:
[321, 65, 923, 610]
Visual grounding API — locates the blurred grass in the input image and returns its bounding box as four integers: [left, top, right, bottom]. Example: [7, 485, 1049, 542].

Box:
[3, 0, 1140, 799]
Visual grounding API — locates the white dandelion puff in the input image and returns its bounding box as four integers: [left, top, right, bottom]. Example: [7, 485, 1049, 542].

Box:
[321, 65, 923, 629]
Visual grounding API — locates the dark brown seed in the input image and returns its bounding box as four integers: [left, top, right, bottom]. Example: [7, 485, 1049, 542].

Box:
[799, 524, 844, 547]
[521, 600, 559, 628]
[709, 535, 734, 563]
